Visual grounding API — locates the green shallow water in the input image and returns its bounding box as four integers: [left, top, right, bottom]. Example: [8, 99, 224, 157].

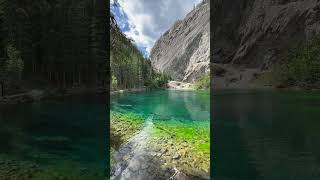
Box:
[111, 90, 210, 121]
[111, 90, 210, 144]
[213, 89, 320, 180]
[0, 94, 107, 179]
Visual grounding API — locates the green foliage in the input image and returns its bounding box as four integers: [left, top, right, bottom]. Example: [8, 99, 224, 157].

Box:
[0, 43, 24, 95]
[110, 13, 170, 90]
[144, 71, 170, 89]
[0, 0, 108, 90]
[111, 75, 118, 90]
[4, 44, 23, 80]
[194, 74, 210, 90]
[110, 13, 145, 90]
[271, 35, 320, 89]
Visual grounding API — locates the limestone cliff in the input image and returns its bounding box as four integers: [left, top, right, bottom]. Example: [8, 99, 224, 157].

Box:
[213, 0, 320, 67]
[150, 0, 210, 83]
[211, 0, 320, 88]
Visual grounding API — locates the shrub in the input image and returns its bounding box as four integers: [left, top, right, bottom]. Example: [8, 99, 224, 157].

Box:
[271, 35, 320, 89]
[145, 72, 170, 89]
[195, 74, 210, 90]
[111, 75, 118, 90]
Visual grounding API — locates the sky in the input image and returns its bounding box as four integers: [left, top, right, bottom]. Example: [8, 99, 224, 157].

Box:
[110, 0, 202, 58]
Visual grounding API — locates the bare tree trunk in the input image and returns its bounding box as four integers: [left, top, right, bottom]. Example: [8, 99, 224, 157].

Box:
[63, 72, 66, 88]
[32, 59, 35, 73]
[1, 81, 4, 97]
[78, 67, 81, 85]
[55, 72, 58, 84]
[73, 66, 76, 86]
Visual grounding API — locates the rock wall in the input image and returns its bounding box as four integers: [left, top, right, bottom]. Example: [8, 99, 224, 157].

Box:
[150, 0, 210, 83]
[212, 0, 320, 69]
[211, 0, 320, 88]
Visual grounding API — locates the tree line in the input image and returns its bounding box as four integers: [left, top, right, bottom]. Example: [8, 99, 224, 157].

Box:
[0, 0, 107, 96]
[110, 12, 169, 91]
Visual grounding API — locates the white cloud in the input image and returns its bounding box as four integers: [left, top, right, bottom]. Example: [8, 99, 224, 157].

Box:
[117, 0, 202, 57]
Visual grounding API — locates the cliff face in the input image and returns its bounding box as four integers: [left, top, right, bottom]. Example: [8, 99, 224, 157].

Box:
[150, 0, 320, 85]
[150, 0, 210, 83]
[212, 0, 320, 68]
[211, 0, 320, 88]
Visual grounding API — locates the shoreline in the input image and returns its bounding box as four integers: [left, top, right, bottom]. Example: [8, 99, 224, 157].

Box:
[0, 87, 108, 105]
[2, 84, 318, 106]
[211, 85, 320, 92]
[167, 81, 194, 90]
[110, 87, 146, 95]
[211, 65, 320, 91]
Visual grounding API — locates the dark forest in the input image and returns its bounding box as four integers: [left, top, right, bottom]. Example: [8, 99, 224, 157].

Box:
[0, 0, 107, 96]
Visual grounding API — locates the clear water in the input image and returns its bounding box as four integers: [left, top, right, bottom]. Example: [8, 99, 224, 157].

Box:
[110, 90, 210, 179]
[213, 89, 320, 180]
[0, 94, 107, 178]
[111, 90, 210, 121]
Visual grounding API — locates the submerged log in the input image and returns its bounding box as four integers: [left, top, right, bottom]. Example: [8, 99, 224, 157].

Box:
[155, 125, 176, 137]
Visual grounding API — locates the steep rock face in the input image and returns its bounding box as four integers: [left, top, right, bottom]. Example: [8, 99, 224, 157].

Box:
[212, 0, 320, 69]
[150, 0, 210, 82]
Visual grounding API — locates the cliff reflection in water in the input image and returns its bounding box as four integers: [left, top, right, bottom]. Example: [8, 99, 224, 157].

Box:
[213, 90, 320, 180]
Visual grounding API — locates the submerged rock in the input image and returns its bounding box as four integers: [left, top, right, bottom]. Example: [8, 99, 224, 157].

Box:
[34, 136, 71, 146]
[173, 153, 181, 160]
[111, 112, 210, 179]
[0, 159, 39, 180]
[174, 172, 188, 180]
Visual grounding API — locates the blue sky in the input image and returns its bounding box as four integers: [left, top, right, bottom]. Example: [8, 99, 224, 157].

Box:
[110, 0, 202, 58]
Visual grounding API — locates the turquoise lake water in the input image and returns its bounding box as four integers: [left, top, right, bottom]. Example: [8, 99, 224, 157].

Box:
[0, 94, 106, 178]
[213, 90, 320, 180]
[111, 90, 210, 122]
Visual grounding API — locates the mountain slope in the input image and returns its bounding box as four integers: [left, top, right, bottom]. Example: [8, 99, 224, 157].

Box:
[211, 0, 320, 88]
[150, 0, 210, 83]
[213, 0, 320, 67]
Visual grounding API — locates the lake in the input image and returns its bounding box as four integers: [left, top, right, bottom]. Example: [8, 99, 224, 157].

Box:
[213, 89, 320, 180]
[1, 89, 318, 179]
[0, 94, 107, 179]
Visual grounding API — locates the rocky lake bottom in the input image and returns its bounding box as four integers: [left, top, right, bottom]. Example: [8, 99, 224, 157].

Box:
[110, 90, 210, 180]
